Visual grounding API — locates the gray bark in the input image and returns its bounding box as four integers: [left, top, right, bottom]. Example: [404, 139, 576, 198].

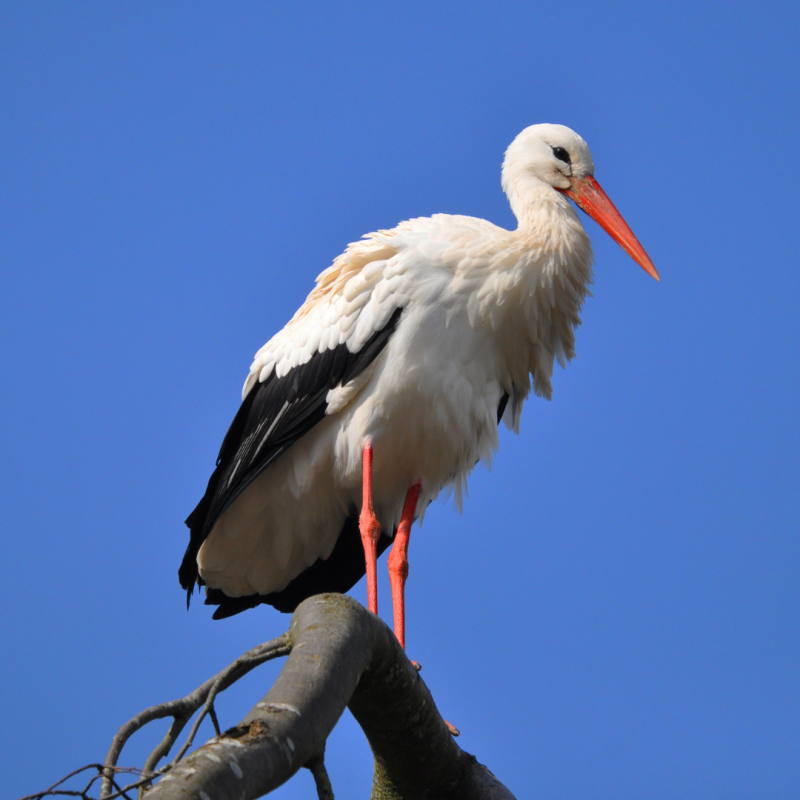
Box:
[144, 593, 515, 800]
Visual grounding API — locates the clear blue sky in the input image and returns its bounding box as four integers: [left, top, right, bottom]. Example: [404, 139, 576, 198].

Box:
[2, 3, 798, 798]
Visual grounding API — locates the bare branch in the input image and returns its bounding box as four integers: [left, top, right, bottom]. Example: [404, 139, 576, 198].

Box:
[143, 593, 515, 800]
[137, 718, 188, 798]
[100, 634, 291, 797]
[20, 764, 104, 800]
[25, 593, 514, 800]
[20, 767, 147, 800]
[208, 705, 222, 737]
[304, 749, 334, 800]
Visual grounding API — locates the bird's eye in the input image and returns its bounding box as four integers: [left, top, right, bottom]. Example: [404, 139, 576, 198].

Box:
[552, 146, 571, 165]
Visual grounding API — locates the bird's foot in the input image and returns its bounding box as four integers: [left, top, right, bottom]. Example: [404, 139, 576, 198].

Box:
[405, 657, 454, 732]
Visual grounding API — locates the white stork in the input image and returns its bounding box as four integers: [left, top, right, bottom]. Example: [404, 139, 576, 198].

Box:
[180, 123, 659, 650]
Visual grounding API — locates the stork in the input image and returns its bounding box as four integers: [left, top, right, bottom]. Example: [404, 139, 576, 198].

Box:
[179, 124, 659, 651]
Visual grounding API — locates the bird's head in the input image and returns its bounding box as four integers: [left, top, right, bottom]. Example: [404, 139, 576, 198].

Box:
[502, 123, 660, 281]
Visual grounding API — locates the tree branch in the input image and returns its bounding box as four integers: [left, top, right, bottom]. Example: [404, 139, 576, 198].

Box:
[100, 635, 291, 797]
[24, 593, 514, 800]
[144, 593, 515, 799]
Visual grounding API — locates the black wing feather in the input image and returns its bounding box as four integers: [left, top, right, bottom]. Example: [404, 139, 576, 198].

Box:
[497, 391, 509, 424]
[179, 307, 403, 607]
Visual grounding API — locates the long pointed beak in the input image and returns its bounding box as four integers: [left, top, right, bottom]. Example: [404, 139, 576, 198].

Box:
[562, 175, 660, 281]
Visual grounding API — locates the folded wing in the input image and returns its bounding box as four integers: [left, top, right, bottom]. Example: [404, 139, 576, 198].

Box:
[179, 233, 412, 608]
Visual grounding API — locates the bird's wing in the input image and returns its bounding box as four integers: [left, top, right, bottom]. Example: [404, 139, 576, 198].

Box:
[179, 232, 414, 600]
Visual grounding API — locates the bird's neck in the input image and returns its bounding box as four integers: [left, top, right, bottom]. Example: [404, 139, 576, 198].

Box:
[470, 179, 594, 402]
[505, 175, 572, 233]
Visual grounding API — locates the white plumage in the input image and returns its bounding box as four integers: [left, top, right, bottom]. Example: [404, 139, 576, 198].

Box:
[182, 123, 658, 622]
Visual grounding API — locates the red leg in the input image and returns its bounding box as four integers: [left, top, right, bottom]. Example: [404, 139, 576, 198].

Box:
[384, 479, 459, 736]
[388, 480, 421, 650]
[359, 440, 381, 614]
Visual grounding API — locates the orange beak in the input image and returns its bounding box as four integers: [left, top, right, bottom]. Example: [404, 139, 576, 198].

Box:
[561, 175, 660, 281]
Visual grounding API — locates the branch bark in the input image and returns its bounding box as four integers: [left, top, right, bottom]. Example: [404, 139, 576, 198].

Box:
[144, 593, 515, 800]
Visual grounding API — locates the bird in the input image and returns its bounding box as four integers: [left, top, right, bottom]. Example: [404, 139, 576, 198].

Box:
[179, 123, 659, 650]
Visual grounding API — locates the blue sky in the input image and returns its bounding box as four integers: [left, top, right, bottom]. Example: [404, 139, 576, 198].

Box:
[2, 2, 798, 798]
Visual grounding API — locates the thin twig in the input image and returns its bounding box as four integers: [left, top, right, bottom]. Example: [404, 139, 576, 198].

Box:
[100, 771, 172, 800]
[20, 766, 147, 800]
[107, 775, 134, 800]
[19, 764, 105, 800]
[208, 704, 222, 736]
[80, 775, 99, 798]
[168, 672, 224, 765]
[137, 717, 188, 800]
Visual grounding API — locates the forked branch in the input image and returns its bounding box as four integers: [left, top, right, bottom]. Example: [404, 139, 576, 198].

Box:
[27, 594, 515, 800]
[99, 634, 292, 797]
